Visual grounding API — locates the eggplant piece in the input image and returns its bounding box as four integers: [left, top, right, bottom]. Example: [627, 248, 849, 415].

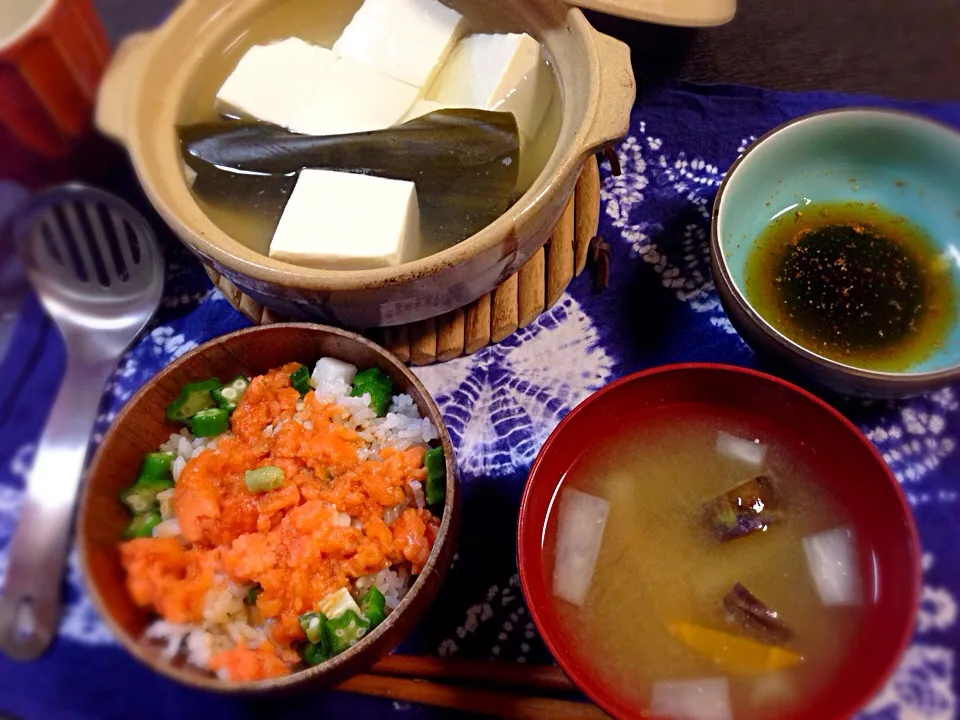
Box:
[723, 583, 793, 645]
[702, 475, 781, 541]
[179, 109, 520, 253]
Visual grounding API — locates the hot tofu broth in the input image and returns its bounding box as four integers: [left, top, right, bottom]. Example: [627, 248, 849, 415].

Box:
[177, 0, 561, 263]
[544, 408, 866, 720]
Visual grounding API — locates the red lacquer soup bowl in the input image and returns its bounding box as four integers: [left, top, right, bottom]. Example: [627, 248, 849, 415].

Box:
[517, 363, 920, 720]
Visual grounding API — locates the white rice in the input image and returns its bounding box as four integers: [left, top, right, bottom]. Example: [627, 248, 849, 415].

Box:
[171, 456, 186, 483]
[312, 389, 439, 461]
[354, 567, 412, 611]
[142, 380, 436, 676]
[410, 480, 426, 510]
[153, 518, 181, 538]
[382, 504, 405, 526]
[161, 428, 212, 483]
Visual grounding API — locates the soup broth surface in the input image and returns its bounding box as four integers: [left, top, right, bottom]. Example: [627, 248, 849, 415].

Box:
[546, 407, 866, 720]
[178, 0, 562, 259]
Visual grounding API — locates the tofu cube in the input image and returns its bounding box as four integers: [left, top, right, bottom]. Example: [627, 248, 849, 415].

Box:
[269, 169, 420, 270]
[333, 0, 464, 89]
[288, 57, 419, 136]
[215, 38, 337, 127]
[428, 33, 553, 140]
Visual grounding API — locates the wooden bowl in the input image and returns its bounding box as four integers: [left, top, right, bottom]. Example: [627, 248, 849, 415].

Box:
[77, 323, 460, 694]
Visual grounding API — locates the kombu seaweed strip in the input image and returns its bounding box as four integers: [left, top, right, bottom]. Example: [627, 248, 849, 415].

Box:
[180, 110, 520, 253]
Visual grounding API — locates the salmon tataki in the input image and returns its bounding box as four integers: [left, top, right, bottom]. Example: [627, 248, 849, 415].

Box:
[118, 359, 447, 681]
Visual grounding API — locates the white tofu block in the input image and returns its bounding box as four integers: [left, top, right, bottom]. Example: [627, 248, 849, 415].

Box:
[269, 169, 419, 270]
[333, 0, 464, 88]
[428, 33, 553, 140]
[288, 58, 419, 136]
[216, 38, 337, 127]
[400, 98, 451, 122]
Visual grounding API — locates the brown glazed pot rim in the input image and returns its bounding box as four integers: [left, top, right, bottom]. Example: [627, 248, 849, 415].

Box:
[710, 107, 960, 392]
[120, 1, 631, 293]
[77, 323, 460, 694]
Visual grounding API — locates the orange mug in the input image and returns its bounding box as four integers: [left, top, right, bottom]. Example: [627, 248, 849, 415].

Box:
[0, 0, 110, 166]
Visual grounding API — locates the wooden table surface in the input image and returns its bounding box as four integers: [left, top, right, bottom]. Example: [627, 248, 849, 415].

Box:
[93, 0, 960, 100]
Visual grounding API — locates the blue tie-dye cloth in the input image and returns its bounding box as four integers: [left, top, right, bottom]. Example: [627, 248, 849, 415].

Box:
[1, 82, 959, 720]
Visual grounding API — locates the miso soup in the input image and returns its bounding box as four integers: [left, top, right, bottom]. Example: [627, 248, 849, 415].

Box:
[177, 0, 562, 265]
[544, 408, 867, 720]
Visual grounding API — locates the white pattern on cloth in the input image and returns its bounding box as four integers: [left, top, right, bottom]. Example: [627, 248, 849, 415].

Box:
[602, 129, 740, 337]
[862, 388, 959, 490]
[414, 296, 614, 476]
[862, 645, 955, 720]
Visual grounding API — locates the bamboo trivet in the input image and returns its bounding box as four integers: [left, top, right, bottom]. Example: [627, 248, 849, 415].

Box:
[205, 155, 602, 366]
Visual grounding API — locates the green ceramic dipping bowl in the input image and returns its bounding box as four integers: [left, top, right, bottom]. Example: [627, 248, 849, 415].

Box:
[711, 108, 960, 398]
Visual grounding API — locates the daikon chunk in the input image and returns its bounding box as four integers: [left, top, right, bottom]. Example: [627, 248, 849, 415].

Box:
[716, 431, 768, 467]
[651, 678, 733, 720]
[552, 488, 609, 607]
[803, 527, 863, 606]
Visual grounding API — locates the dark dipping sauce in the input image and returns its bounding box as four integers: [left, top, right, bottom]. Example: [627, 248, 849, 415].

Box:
[744, 201, 956, 372]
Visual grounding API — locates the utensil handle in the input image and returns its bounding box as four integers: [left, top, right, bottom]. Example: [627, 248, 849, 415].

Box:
[566, 0, 736, 26]
[0, 359, 112, 660]
[95, 31, 154, 145]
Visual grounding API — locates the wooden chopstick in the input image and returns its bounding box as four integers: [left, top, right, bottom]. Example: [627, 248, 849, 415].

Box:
[371, 654, 576, 692]
[335, 673, 609, 719]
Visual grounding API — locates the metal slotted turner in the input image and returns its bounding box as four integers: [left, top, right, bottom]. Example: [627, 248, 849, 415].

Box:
[0, 185, 164, 660]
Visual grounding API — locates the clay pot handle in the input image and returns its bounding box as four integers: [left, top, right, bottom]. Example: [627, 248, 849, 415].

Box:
[567, 0, 736, 26]
[95, 31, 155, 145]
[579, 29, 636, 154]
